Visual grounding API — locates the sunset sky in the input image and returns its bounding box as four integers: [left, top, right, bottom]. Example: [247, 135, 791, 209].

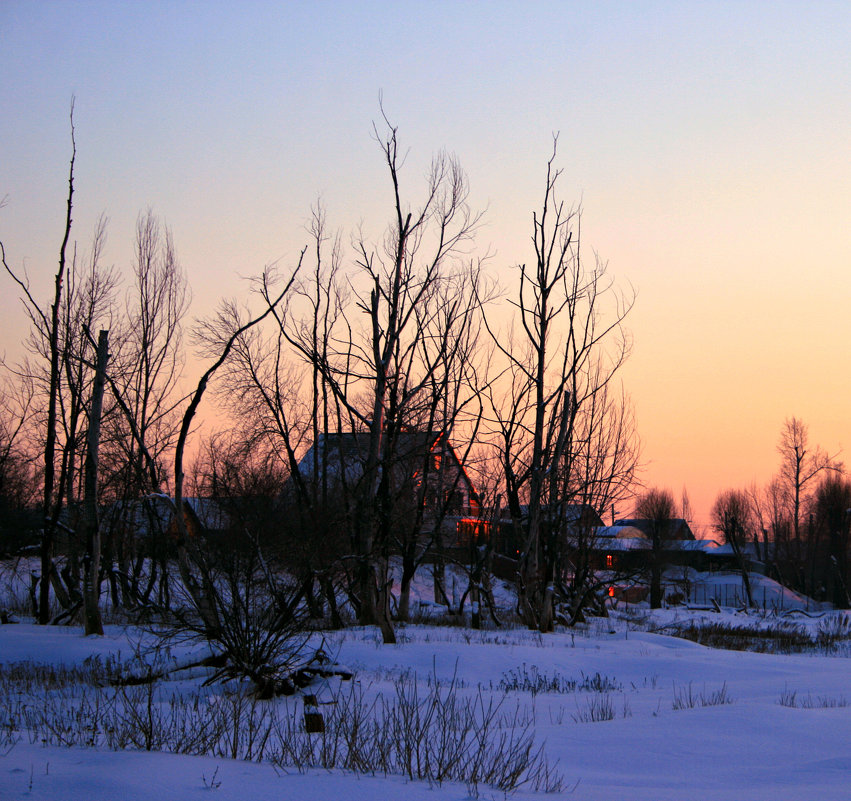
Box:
[2, 1, 849, 528]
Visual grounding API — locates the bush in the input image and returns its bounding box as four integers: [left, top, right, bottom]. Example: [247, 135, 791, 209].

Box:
[0, 660, 563, 797]
[815, 614, 851, 650]
[153, 534, 315, 696]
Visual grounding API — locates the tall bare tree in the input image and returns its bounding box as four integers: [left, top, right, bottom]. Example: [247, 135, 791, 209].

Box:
[81, 329, 109, 634]
[711, 488, 755, 607]
[634, 487, 676, 609]
[100, 210, 189, 607]
[2, 105, 119, 622]
[276, 114, 483, 643]
[774, 417, 839, 593]
[1, 103, 77, 622]
[484, 137, 636, 631]
[777, 417, 837, 545]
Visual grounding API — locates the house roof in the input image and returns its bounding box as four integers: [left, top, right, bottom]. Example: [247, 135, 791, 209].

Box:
[614, 518, 696, 541]
[596, 525, 648, 539]
[516, 503, 605, 527]
[314, 430, 441, 457]
[597, 536, 651, 552]
[102, 495, 229, 536]
[295, 429, 479, 502]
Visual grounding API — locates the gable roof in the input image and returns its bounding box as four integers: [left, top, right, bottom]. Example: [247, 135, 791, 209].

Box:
[614, 518, 696, 541]
[295, 429, 480, 503]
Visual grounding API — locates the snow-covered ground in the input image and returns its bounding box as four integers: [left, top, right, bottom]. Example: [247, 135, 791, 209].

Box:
[1, 558, 848, 799]
[2, 603, 850, 801]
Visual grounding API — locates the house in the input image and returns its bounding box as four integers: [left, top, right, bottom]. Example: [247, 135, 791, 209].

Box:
[494, 503, 605, 557]
[594, 519, 765, 575]
[293, 430, 486, 547]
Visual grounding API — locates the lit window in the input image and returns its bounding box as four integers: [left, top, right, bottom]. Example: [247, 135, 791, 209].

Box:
[606, 554, 614, 568]
[455, 518, 491, 545]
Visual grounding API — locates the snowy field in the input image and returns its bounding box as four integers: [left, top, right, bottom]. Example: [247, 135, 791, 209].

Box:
[2, 601, 851, 801]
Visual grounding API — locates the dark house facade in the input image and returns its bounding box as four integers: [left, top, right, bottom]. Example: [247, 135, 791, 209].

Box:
[294, 430, 486, 547]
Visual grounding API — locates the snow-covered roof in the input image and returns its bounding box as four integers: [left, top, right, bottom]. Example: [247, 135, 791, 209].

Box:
[596, 525, 647, 540]
[102, 496, 229, 535]
[598, 536, 651, 551]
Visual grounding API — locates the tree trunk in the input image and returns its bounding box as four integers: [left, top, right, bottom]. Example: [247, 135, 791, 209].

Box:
[650, 560, 663, 609]
[39, 111, 76, 623]
[398, 541, 420, 622]
[83, 329, 108, 635]
[398, 565, 413, 622]
[432, 533, 450, 606]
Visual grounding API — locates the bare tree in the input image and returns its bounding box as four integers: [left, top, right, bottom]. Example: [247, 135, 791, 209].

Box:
[745, 482, 772, 565]
[750, 476, 793, 585]
[171, 267, 299, 639]
[484, 137, 636, 631]
[100, 210, 189, 607]
[2, 108, 122, 623]
[53, 222, 119, 621]
[777, 417, 837, 544]
[1, 102, 77, 622]
[634, 487, 677, 609]
[217, 218, 343, 620]
[558, 378, 640, 624]
[279, 114, 483, 643]
[680, 487, 694, 525]
[711, 488, 755, 607]
[774, 417, 839, 594]
[81, 329, 109, 634]
[390, 263, 486, 622]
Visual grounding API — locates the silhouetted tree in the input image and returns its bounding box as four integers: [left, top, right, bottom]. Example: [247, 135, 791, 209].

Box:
[711, 488, 755, 607]
[1, 102, 77, 622]
[812, 473, 851, 608]
[484, 137, 636, 630]
[773, 417, 839, 594]
[100, 209, 189, 608]
[0, 379, 38, 556]
[277, 112, 484, 643]
[634, 487, 676, 609]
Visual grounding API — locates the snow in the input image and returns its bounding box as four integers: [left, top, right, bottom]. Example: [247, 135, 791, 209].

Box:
[2, 561, 849, 799]
[2, 607, 851, 801]
[4, 744, 497, 801]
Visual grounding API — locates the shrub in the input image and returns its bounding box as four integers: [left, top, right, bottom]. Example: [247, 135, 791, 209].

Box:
[815, 615, 851, 650]
[0, 660, 563, 797]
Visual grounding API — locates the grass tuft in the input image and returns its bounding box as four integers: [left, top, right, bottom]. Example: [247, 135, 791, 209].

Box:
[671, 681, 733, 710]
